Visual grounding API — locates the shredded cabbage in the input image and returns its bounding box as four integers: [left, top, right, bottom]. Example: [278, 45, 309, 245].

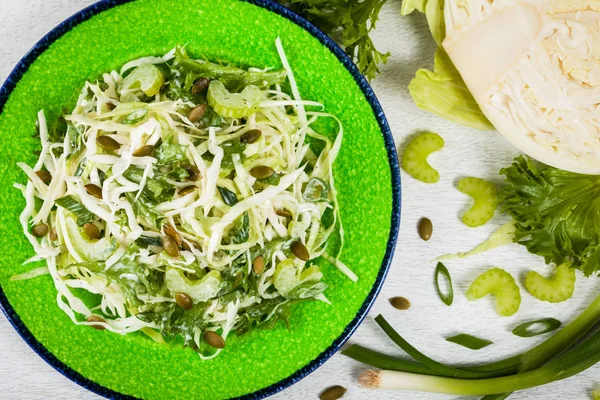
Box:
[14, 39, 353, 358]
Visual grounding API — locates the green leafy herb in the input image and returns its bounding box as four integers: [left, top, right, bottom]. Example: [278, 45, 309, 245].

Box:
[126, 192, 161, 226]
[135, 235, 163, 249]
[500, 155, 600, 277]
[434, 261, 453, 306]
[512, 318, 562, 338]
[221, 139, 245, 168]
[168, 166, 190, 181]
[154, 135, 188, 166]
[227, 212, 250, 245]
[218, 186, 239, 206]
[282, 0, 390, 81]
[55, 195, 94, 226]
[445, 334, 493, 350]
[123, 166, 174, 202]
[236, 297, 303, 335]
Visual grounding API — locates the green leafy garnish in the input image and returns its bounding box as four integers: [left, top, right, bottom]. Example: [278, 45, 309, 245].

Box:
[154, 136, 189, 166]
[501, 155, 600, 277]
[218, 186, 239, 206]
[512, 318, 562, 338]
[445, 334, 493, 350]
[282, 0, 390, 81]
[55, 195, 94, 226]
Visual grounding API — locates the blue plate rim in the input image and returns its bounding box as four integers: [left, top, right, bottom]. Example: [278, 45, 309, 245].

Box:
[0, 0, 401, 399]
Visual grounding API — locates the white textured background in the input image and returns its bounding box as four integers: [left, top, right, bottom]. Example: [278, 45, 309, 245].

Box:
[0, 1, 599, 399]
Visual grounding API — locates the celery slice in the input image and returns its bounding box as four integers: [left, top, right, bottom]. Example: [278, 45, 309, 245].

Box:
[207, 80, 261, 118]
[466, 268, 521, 316]
[525, 263, 575, 303]
[401, 132, 444, 183]
[120, 64, 165, 96]
[458, 177, 497, 227]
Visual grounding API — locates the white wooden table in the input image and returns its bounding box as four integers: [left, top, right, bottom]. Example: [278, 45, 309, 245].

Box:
[1, 1, 598, 399]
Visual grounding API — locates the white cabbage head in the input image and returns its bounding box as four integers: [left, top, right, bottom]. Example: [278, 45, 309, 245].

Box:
[443, 0, 600, 173]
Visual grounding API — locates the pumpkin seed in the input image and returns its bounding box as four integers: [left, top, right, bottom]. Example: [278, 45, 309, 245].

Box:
[182, 164, 201, 181]
[83, 223, 101, 240]
[32, 224, 49, 238]
[320, 385, 347, 400]
[250, 166, 275, 179]
[253, 255, 265, 274]
[276, 209, 293, 218]
[418, 217, 433, 241]
[203, 330, 226, 349]
[240, 129, 262, 144]
[85, 184, 103, 199]
[164, 224, 182, 246]
[96, 135, 120, 150]
[86, 315, 106, 330]
[35, 170, 52, 184]
[49, 227, 58, 241]
[175, 292, 194, 310]
[132, 144, 155, 157]
[189, 104, 208, 122]
[162, 235, 180, 258]
[178, 185, 196, 196]
[389, 296, 411, 310]
[191, 78, 210, 94]
[291, 240, 310, 261]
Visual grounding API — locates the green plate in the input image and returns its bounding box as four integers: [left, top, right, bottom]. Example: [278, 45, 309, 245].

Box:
[0, 0, 400, 398]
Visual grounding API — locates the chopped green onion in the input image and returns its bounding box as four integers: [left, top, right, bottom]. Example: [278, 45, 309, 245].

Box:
[434, 261, 453, 306]
[218, 186, 238, 206]
[303, 178, 330, 202]
[123, 109, 148, 124]
[445, 334, 493, 350]
[74, 157, 87, 177]
[55, 195, 94, 226]
[512, 318, 562, 338]
[135, 235, 163, 249]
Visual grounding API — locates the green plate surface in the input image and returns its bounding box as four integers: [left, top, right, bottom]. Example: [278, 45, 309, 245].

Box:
[0, 0, 395, 398]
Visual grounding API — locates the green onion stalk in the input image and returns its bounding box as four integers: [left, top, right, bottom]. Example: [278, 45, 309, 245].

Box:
[345, 293, 600, 396]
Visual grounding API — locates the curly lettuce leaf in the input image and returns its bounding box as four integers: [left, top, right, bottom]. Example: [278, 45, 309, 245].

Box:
[282, 0, 389, 81]
[500, 156, 600, 277]
[401, 0, 493, 130]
